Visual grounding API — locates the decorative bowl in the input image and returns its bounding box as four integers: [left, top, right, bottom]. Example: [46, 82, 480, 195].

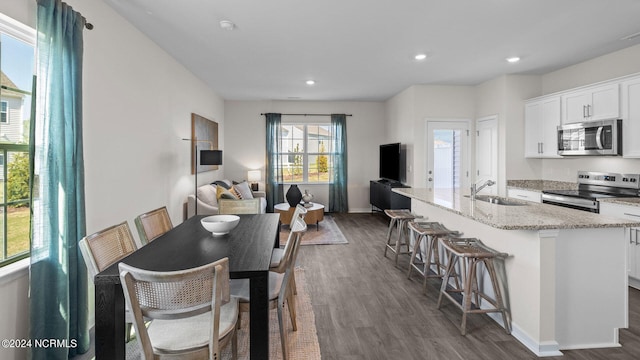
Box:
[200, 215, 240, 236]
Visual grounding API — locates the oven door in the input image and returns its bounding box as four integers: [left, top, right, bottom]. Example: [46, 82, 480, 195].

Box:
[557, 119, 621, 156]
[541, 193, 599, 212]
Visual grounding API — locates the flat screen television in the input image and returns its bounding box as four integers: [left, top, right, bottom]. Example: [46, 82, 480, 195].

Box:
[379, 143, 401, 182]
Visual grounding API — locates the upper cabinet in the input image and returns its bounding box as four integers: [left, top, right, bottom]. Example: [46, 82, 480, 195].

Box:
[561, 83, 619, 124]
[621, 76, 640, 158]
[524, 96, 562, 158]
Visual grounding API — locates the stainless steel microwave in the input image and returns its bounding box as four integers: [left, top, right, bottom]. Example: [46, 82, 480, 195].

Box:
[557, 119, 622, 156]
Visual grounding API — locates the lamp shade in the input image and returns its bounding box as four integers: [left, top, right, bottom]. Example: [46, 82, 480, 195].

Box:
[247, 170, 261, 182]
[200, 150, 222, 165]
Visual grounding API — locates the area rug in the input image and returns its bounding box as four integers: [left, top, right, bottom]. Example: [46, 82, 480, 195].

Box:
[280, 214, 348, 246]
[125, 268, 321, 360]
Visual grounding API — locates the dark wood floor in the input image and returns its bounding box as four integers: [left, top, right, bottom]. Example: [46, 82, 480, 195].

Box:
[299, 213, 640, 360]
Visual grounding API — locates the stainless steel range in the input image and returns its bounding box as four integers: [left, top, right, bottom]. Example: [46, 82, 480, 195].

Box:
[541, 171, 640, 213]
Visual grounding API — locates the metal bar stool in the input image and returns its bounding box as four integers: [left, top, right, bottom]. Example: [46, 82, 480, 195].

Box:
[406, 221, 461, 293]
[437, 237, 511, 335]
[383, 209, 422, 265]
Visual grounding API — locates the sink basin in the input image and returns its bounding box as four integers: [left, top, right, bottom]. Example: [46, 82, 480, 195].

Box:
[465, 195, 528, 206]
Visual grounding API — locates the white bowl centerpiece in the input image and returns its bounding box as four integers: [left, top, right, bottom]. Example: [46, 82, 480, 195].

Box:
[200, 215, 240, 236]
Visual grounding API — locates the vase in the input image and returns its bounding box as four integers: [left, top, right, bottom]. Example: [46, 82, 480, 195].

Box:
[286, 184, 303, 207]
[302, 189, 314, 204]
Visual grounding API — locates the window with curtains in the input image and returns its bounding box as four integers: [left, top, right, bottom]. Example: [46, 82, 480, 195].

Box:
[279, 123, 335, 183]
[0, 14, 35, 267]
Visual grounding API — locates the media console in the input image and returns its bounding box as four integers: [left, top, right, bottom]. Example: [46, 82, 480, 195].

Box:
[369, 180, 411, 211]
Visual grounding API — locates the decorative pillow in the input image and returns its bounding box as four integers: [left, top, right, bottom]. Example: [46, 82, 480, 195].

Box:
[217, 185, 238, 200]
[197, 184, 218, 206]
[213, 180, 232, 189]
[230, 187, 243, 199]
[233, 181, 254, 199]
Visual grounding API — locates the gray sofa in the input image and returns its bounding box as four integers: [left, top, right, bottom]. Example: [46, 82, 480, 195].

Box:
[187, 180, 266, 218]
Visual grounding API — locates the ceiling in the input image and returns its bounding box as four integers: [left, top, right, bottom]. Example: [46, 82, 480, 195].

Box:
[103, 0, 640, 102]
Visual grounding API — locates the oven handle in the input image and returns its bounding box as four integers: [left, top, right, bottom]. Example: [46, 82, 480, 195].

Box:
[541, 193, 599, 210]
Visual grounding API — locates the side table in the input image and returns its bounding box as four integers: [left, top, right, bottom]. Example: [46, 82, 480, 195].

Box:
[274, 202, 324, 230]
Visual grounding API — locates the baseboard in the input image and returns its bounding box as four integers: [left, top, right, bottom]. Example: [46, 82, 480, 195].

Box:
[486, 312, 563, 357]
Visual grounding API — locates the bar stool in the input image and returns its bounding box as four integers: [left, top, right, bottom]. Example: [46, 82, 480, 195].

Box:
[406, 221, 460, 293]
[437, 237, 511, 336]
[383, 209, 422, 265]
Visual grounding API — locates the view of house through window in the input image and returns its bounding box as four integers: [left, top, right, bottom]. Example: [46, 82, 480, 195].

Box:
[0, 14, 35, 266]
[280, 124, 334, 183]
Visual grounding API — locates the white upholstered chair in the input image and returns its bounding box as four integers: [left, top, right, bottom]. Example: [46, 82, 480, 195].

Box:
[119, 257, 239, 360]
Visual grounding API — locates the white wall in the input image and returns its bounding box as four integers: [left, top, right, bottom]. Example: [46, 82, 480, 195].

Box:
[0, 1, 225, 358]
[224, 100, 385, 212]
[385, 85, 476, 188]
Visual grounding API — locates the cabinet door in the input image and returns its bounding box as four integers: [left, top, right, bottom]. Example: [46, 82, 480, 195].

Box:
[562, 90, 591, 124]
[507, 189, 542, 203]
[589, 84, 619, 121]
[524, 101, 543, 158]
[541, 97, 561, 157]
[621, 76, 640, 158]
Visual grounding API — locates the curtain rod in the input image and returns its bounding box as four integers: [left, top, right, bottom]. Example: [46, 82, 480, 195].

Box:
[260, 113, 352, 117]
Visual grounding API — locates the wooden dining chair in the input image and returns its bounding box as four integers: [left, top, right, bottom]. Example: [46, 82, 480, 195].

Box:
[78, 221, 139, 341]
[270, 205, 307, 269]
[119, 257, 239, 360]
[134, 206, 173, 245]
[230, 215, 307, 360]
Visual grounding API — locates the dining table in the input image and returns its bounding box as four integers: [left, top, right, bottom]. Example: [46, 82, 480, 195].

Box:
[94, 213, 280, 360]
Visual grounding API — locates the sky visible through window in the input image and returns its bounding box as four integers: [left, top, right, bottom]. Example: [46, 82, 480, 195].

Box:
[1, 32, 34, 119]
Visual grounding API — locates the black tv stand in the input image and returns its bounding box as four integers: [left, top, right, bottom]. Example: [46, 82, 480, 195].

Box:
[370, 180, 411, 211]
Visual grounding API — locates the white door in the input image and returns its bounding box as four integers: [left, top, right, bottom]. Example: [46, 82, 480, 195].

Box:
[426, 120, 470, 204]
[476, 116, 498, 195]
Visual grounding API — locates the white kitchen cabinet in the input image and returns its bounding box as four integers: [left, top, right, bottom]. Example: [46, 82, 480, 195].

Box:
[561, 83, 619, 124]
[507, 188, 542, 203]
[621, 75, 640, 158]
[524, 96, 562, 158]
[600, 202, 640, 289]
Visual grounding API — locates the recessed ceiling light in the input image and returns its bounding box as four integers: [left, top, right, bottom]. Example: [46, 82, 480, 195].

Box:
[414, 54, 428, 60]
[506, 56, 521, 63]
[306, 80, 315, 85]
[219, 20, 236, 30]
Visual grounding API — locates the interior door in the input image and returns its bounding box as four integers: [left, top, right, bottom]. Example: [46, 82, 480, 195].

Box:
[475, 116, 498, 195]
[426, 120, 470, 204]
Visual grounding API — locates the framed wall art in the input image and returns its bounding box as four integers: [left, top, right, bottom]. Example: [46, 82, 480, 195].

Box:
[191, 113, 219, 174]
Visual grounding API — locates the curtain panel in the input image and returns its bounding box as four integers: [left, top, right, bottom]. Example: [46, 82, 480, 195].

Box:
[329, 114, 348, 212]
[30, 0, 90, 358]
[265, 113, 284, 212]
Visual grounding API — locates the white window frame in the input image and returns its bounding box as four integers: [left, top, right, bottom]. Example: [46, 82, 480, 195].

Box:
[280, 123, 334, 184]
[0, 101, 7, 123]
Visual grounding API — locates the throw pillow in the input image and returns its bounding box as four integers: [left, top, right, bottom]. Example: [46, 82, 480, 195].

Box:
[213, 180, 232, 189]
[233, 181, 254, 199]
[217, 185, 238, 200]
[197, 184, 218, 206]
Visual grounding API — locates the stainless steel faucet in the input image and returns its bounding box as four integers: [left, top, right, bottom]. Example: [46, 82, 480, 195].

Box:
[470, 179, 496, 200]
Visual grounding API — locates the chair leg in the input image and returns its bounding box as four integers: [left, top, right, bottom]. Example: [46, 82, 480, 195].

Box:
[292, 271, 298, 295]
[278, 303, 288, 360]
[407, 234, 424, 278]
[437, 253, 456, 306]
[287, 291, 298, 331]
[460, 258, 474, 336]
[486, 259, 512, 334]
[125, 323, 132, 342]
[384, 218, 397, 258]
[231, 326, 238, 360]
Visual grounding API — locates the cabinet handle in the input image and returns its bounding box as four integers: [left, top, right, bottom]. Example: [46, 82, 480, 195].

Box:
[624, 212, 640, 218]
[583, 105, 586, 118]
[588, 104, 592, 117]
[540, 142, 544, 154]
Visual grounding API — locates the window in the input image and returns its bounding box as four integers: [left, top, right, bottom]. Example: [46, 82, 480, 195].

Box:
[279, 124, 335, 183]
[0, 13, 35, 267]
[0, 101, 6, 123]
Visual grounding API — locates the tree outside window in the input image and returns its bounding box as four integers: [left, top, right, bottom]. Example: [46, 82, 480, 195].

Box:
[279, 124, 334, 183]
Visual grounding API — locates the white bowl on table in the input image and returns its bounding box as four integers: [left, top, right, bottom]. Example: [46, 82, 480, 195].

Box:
[200, 215, 240, 236]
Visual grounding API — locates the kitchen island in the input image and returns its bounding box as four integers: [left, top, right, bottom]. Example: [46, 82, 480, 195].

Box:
[393, 187, 640, 357]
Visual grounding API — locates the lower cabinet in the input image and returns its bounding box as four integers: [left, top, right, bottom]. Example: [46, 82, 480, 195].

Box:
[507, 188, 542, 203]
[600, 202, 640, 289]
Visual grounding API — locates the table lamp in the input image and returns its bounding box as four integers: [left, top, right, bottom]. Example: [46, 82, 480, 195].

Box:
[248, 170, 261, 191]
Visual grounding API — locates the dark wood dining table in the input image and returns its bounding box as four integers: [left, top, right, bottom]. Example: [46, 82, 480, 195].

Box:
[94, 213, 280, 360]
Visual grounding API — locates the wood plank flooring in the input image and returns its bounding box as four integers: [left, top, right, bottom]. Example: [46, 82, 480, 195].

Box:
[299, 212, 640, 360]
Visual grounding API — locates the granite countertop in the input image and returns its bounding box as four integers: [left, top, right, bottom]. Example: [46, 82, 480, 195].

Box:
[506, 179, 577, 192]
[601, 197, 640, 207]
[393, 187, 640, 230]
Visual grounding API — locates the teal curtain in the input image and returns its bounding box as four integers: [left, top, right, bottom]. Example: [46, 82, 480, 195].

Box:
[29, 0, 89, 358]
[329, 114, 348, 212]
[265, 113, 284, 212]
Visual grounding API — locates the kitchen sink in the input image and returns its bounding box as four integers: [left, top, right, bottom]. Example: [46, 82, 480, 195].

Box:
[465, 195, 528, 206]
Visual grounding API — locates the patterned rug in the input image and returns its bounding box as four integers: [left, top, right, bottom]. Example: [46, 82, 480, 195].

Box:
[280, 214, 348, 246]
[125, 268, 321, 360]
